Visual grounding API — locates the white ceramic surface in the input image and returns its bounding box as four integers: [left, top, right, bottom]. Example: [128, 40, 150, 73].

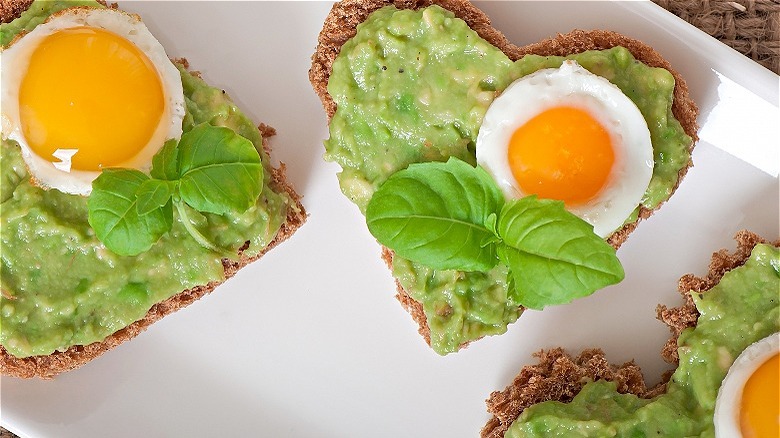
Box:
[2, 1, 778, 437]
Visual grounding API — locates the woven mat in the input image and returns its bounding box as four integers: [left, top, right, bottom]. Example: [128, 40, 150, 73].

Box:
[654, 0, 780, 73]
[0, 1, 777, 438]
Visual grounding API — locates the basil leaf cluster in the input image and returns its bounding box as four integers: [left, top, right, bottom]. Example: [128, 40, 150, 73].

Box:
[366, 157, 624, 310]
[88, 123, 263, 256]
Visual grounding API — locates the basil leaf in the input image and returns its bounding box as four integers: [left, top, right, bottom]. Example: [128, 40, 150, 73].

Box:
[136, 179, 174, 216]
[177, 123, 263, 215]
[88, 169, 173, 256]
[496, 196, 624, 310]
[150, 138, 179, 181]
[366, 157, 504, 271]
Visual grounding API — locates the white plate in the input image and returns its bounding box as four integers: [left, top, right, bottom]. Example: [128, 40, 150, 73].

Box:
[2, 1, 778, 437]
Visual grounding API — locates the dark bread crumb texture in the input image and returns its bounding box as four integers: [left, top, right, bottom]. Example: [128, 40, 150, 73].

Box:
[481, 230, 779, 438]
[0, 0, 34, 23]
[310, 0, 699, 350]
[1, 0, 113, 24]
[0, 49, 307, 378]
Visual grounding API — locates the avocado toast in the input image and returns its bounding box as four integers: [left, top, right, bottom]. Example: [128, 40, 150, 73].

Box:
[0, 0, 307, 378]
[483, 230, 780, 437]
[310, 0, 699, 355]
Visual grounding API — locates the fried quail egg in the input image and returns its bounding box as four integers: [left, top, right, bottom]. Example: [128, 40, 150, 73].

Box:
[476, 60, 653, 237]
[715, 332, 779, 438]
[0, 7, 185, 196]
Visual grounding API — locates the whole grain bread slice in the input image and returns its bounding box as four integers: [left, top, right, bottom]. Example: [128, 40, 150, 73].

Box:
[481, 230, 778, 438]
[0, 4, 307, 378]
[309, 0, 699, 349]
[0, 121, 306, 379]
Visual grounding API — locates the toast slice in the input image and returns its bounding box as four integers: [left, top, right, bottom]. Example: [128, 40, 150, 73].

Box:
[481, 230, 778, 438]
[310, 0, 698, 351]
[0, 5, 307, 379]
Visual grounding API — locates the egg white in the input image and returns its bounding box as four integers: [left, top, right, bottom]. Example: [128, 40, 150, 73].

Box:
[714, 332, 779, 437]
[0, 7, 185, 196]
[475, 60, 653, 238]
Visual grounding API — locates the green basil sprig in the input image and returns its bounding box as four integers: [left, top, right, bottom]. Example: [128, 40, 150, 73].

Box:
[366, 157, 624, 310]
[88, 123, 263, 257]
[88, 169, 174, 257]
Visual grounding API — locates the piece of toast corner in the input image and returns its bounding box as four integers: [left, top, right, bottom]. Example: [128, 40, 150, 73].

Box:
[0, 119, 306, 379]
[481, 230, 777, 438]
[310, 0, 699, 352]
[309, 0, 520, 120]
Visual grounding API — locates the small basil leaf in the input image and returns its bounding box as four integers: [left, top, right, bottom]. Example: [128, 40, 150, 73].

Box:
[136, 179, 174, 216]
[484, 212, 499, 236]
[178, 123, 263, 215]
[480, 233, 501, 249]
[88, 169, 173, 256]
[150, 139, 180, 181]
[366, 157, 504, 271]
[497, 196, 624, 310]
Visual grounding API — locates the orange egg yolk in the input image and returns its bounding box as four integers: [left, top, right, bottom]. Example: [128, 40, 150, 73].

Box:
[18, 26, 164, 171]
[740, 352, 779, 438]
[507, 106, 615, 206]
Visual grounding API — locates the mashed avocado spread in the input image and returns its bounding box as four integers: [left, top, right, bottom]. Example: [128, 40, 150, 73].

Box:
[505, 244, 780, 437]
[0, 0, 292, 358]
[326, 5, 692, 354]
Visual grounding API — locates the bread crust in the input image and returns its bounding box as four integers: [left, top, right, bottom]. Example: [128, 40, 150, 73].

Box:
[0, 5, 307, 378]
[481, 230, 778, 438]
[310, 0, 699, 351]
[0, 0, 33, 23]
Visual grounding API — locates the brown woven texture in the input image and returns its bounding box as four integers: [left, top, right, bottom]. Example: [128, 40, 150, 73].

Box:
[653, 0, 780, 73]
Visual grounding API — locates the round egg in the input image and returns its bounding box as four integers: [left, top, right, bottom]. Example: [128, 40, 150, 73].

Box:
[715, 332, 779, 438]
[476, 60, 653, 237]
[0, 7, 185, 196]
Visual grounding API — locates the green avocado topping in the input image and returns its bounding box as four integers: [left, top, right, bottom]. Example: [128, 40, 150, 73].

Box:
[506, 243, 780, 437]
[326, 5, 692, 354]
[0, 0, 293, 358]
